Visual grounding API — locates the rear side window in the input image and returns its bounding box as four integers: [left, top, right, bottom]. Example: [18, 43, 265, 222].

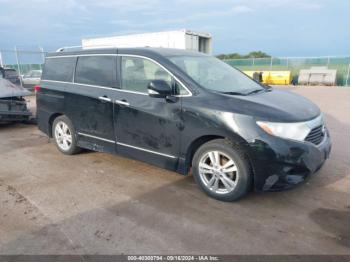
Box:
[75, 56, 116, 87]
[42, 57, 75, 82]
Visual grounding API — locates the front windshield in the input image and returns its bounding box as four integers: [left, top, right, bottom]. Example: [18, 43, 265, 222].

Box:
[168, 55, 264, 94]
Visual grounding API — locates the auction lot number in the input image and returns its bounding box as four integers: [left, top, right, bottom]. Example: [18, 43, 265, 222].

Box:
[128, 255, 219, 261]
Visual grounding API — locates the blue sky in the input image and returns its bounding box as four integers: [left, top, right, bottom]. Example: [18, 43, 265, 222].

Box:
[0, 0, 349, 56]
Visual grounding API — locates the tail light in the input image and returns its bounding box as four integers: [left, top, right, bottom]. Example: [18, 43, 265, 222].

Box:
[34, 85, 41, 93]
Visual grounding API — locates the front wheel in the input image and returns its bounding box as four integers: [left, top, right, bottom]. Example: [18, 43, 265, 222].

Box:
[192, 139, 252, 202]
[52, 115, 81, 155]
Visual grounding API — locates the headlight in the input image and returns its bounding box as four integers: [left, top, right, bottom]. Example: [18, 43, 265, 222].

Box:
[256, 121, 311, 141]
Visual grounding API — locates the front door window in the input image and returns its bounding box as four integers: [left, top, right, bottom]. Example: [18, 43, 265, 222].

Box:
[121, 57, 173, 94]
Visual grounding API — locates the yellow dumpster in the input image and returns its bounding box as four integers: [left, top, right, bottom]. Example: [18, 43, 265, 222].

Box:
[243, 71, 292, 85]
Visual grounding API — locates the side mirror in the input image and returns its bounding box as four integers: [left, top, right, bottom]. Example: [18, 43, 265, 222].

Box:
[147, 80, 172, 98]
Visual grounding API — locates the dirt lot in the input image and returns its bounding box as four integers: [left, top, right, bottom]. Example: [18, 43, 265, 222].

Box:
[0, 87, 349, 255]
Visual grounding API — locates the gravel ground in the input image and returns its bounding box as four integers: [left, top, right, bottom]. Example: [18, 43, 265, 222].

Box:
[0, 86, 349, 255]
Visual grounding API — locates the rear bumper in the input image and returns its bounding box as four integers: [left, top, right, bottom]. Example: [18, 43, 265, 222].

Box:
[249, 129, 332, 192]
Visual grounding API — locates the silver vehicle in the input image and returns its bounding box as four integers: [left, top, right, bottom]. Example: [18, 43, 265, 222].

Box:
[22, 70, 42, 90]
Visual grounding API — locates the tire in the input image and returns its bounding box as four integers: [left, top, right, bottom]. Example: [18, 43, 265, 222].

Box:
[192, 139, 252, 202]
[52, 115, 81, 155]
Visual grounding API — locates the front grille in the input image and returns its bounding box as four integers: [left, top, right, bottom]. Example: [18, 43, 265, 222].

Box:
[305, 125, 325, 145]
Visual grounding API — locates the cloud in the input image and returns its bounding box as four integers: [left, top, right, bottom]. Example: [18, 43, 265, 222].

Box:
[231, 5, 254, 14]
[0, 0, 346, 56]
[241, 0, 325, 10]
[83, 0, 160, 13]
[110, 20, 131, 26]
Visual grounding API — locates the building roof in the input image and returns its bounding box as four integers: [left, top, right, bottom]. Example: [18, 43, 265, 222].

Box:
[46, 47, 207, 58]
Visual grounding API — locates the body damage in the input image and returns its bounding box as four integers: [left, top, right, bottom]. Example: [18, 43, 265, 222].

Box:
[0, 78, 32, 123]
[37, 48, 331, 192]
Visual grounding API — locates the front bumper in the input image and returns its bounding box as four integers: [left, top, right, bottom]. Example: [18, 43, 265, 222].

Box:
[248, 129, 332, 192]
[0, 99, 32, 123]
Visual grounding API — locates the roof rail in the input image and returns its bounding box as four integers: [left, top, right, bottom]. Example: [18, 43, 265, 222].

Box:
[55, 46, 82, 52]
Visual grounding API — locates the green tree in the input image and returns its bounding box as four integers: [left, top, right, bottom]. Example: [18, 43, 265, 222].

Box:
[245, 51, 271, 58]
[216, 51, 271, 60]
[216, 53, 242, 60]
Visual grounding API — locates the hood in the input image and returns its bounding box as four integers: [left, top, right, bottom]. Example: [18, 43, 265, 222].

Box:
[0, 78, 31, 98]
[209, 88, 320, 122]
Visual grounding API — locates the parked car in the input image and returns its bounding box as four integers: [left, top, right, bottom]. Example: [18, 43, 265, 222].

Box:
[2, 68, 21, 86]
[36, 48, 332, 201]
[22, 70, 42, 90]
[0, 70, 32, 123]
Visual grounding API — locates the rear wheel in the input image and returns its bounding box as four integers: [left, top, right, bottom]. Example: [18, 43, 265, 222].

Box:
[52, 115, 80, 155]
[192, 139, 252, 201]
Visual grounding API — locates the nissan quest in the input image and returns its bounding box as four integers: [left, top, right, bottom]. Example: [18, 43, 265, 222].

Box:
[36, 48, 332, 201]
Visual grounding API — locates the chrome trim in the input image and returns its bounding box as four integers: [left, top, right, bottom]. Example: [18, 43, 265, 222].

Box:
[98, 96, 112, 102]
[148, 89, 160, 95]
[117, 142, 177, 159]
[77, 132, 115, 144]
[316, 130, 328, 147]
[120, 54, 192, 97]
[47, 54, 118, 59]
[305, 114, 324, 129]
[42, 80, 119, 92]
[304, 115, 328, 147]
[78, 132, 177, 159]
[41, 79, 71, 84]
[115, 100, 130, 106]
[44, 53, 192, 97]
[113, 88, 148, 96]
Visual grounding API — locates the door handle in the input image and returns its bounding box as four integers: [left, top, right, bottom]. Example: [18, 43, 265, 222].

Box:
[98, 96, 112, 102]
[115, 99, 130, 106]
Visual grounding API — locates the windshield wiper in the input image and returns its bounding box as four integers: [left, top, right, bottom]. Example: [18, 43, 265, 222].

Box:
[222, 91, 246, 96]
[245, 89, 266, 95]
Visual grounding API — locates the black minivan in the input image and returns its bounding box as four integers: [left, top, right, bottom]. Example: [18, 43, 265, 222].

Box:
[37, 48, 331, 201]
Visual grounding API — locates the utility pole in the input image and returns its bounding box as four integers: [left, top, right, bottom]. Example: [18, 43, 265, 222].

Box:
[14, 46, 23, 86]
[270, 57, 273, 71]
[39, 46, 45, 70]
[0, 50, 3, 67]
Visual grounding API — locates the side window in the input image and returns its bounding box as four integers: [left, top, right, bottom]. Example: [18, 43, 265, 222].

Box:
[42, 57, 75, 82]
[121, 57, 172, 93]
[75, 56, 116, 87]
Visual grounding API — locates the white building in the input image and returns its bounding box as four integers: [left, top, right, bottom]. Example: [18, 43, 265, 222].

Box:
[81, 29, 213, 54]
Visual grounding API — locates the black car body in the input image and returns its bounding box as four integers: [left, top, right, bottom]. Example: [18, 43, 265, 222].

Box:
[0, 77, 32, 123]
[36, 48, 331, 201]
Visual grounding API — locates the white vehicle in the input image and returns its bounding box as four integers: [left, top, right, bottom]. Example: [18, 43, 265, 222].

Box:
[81, 29, 212, 54]
[21, 70, 42, 90]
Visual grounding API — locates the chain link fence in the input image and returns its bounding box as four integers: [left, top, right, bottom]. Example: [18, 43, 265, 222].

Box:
[224, 56, 350, 86]
[1, 48, 350, 87]
[0, 47, 45, 90]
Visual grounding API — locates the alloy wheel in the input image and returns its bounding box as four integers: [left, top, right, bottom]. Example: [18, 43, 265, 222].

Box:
[54, 121, 73, 151]
[198, 150, 239, 194]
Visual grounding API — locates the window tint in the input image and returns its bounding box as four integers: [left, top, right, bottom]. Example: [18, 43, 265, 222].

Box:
[42, 57, 75, 82]
[121, 57, 172, 93]
[75, 56, 116, 87]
